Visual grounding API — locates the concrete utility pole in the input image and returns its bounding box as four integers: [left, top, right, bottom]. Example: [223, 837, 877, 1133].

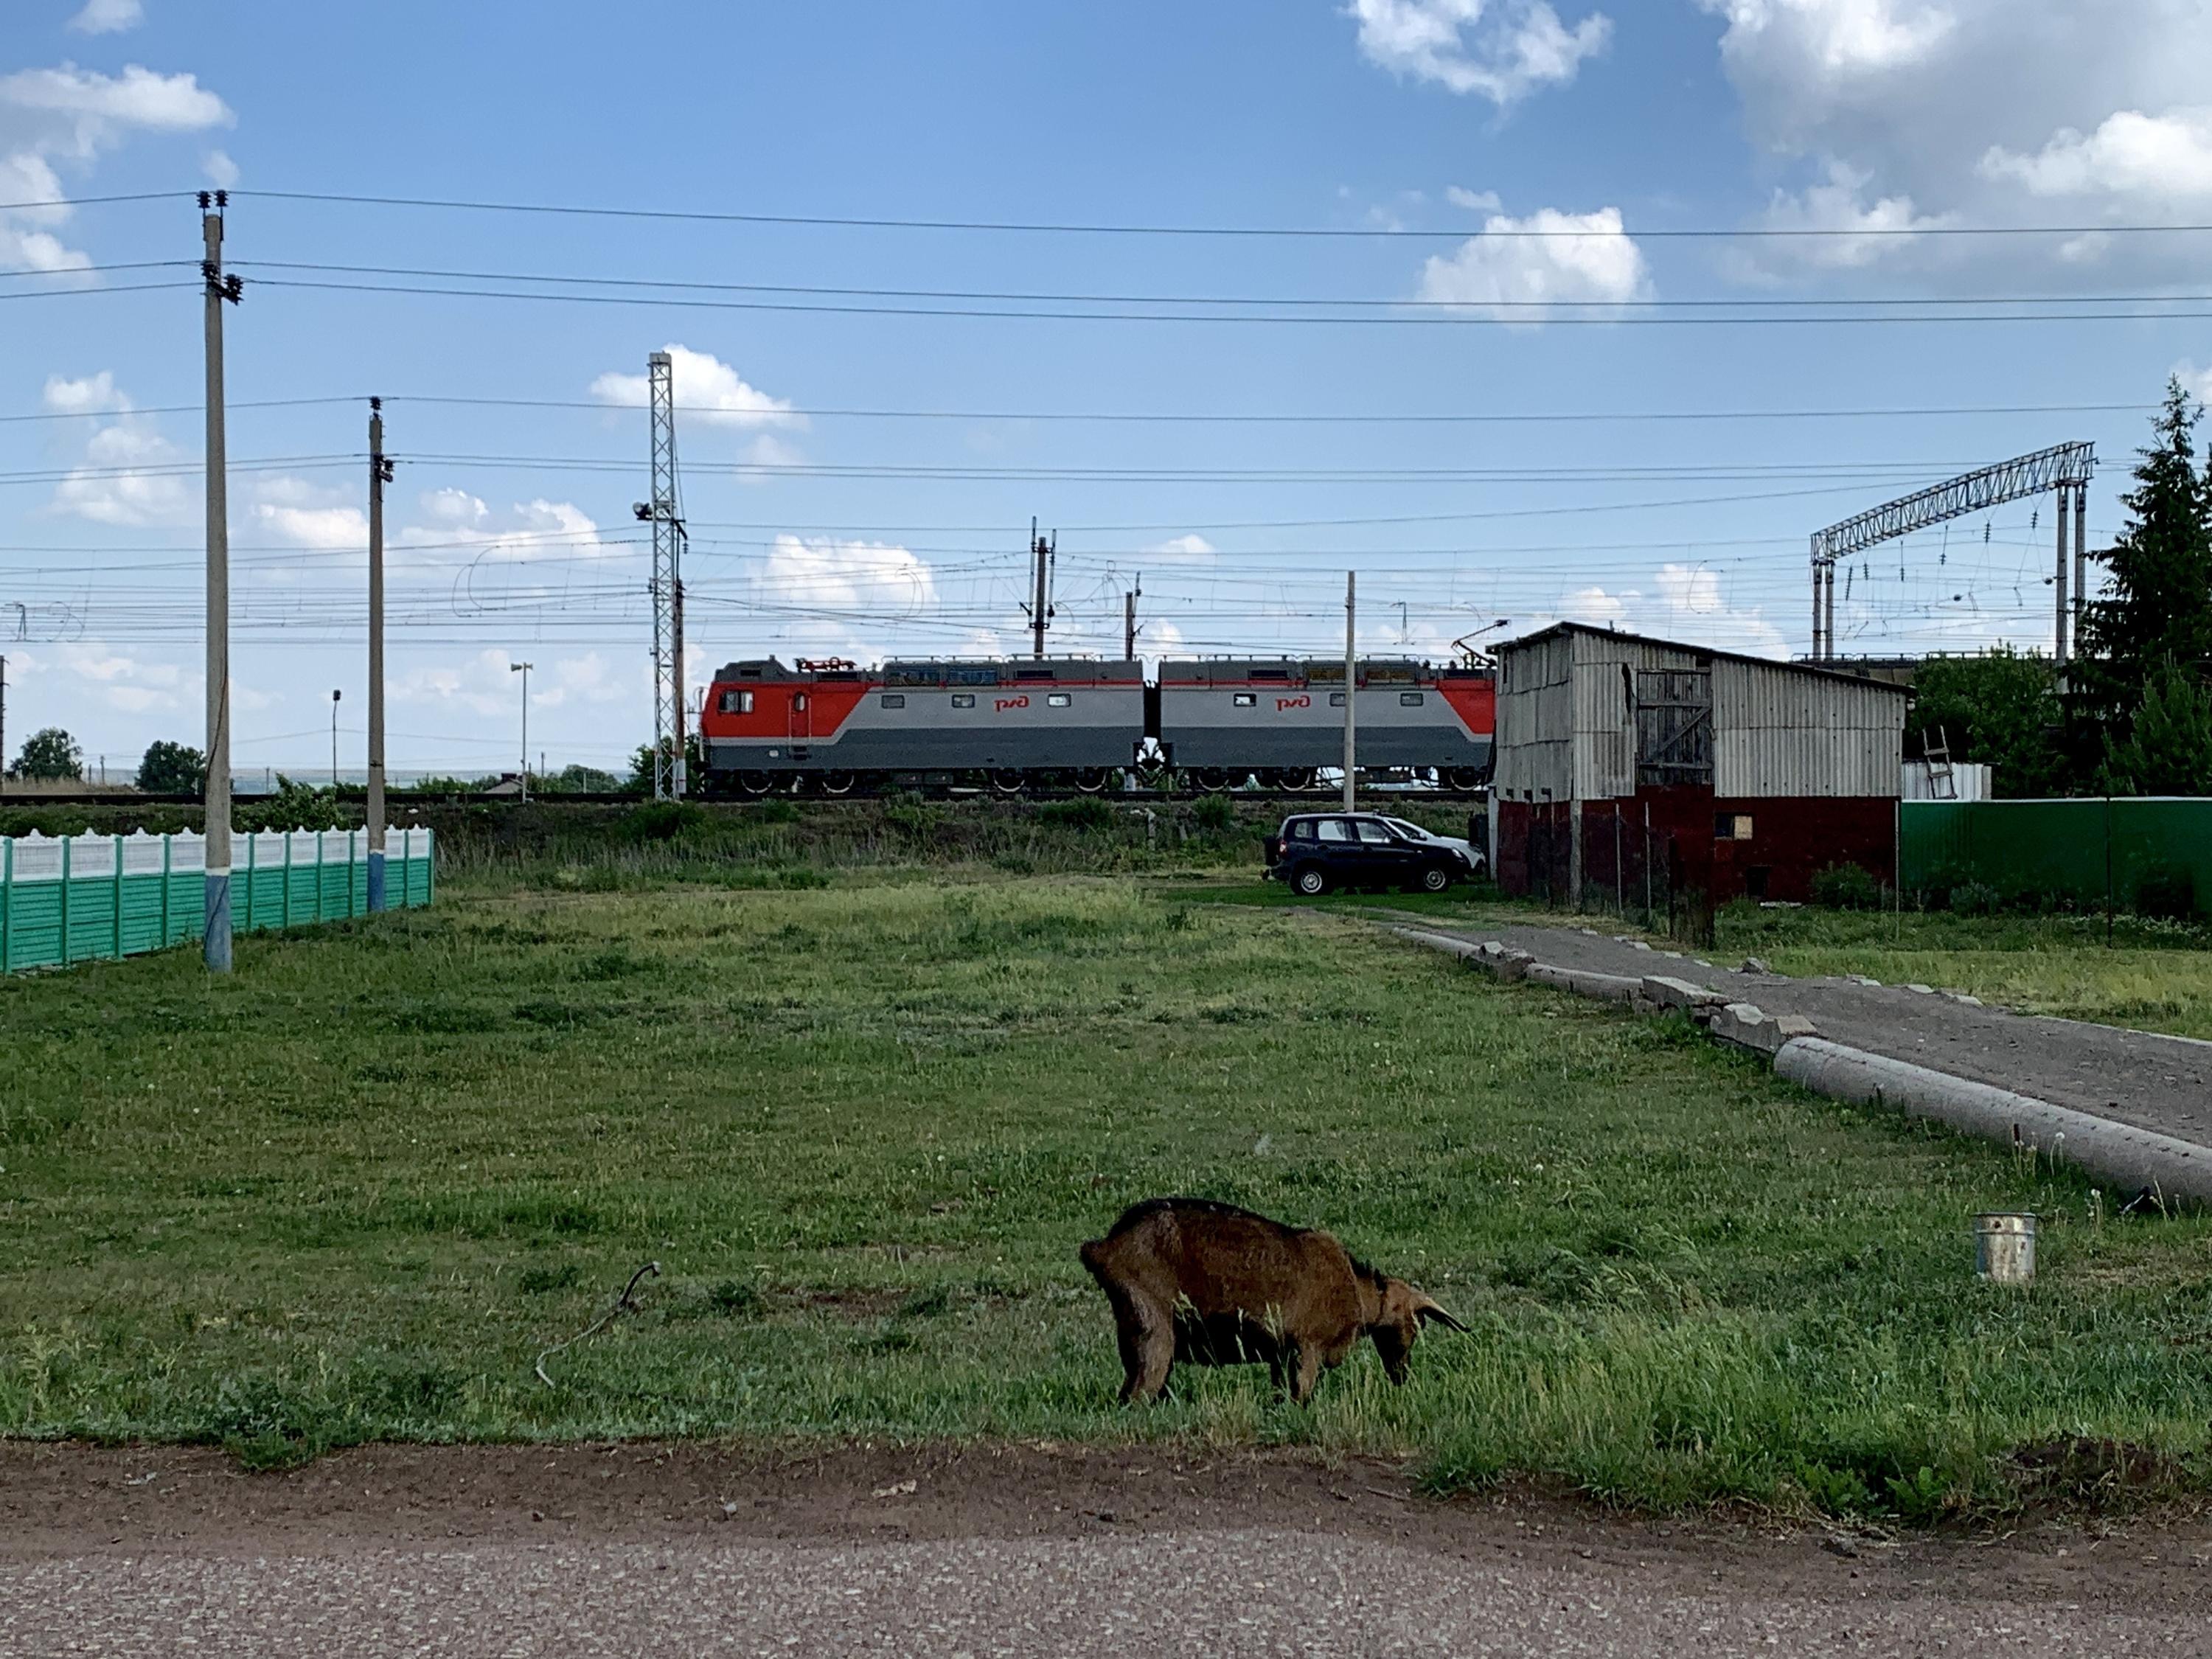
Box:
[200, 189, 243, 973]
[638, 352, 686, 799]
[366, 397, 392, 910]
[330, 689, 341, 787]
[1025, 520, 1056, 659]
[1342, 571, 1357, 812]
[1, 653, 8, 797]
[510, 661, 532, 801]
[1123, 573, 1142, 660]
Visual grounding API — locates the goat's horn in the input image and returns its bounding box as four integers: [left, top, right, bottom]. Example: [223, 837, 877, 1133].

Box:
[1413, 1294, 1467, 1333]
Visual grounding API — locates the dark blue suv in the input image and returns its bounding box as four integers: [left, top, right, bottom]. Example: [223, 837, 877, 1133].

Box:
[1263, 812, 1475, 897]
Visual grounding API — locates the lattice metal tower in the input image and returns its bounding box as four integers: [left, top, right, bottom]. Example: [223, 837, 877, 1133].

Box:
[639, 350, 687, 797]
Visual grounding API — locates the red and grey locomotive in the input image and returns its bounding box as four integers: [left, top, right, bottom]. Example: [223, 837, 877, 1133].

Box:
[698, 655, 1494, 794]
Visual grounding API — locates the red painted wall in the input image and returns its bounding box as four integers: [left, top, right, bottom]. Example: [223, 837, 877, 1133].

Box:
[1498, 790, 1896, 904]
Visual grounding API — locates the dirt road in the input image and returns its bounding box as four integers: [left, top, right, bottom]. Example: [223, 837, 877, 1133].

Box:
[3, 1444, 2207, 1656]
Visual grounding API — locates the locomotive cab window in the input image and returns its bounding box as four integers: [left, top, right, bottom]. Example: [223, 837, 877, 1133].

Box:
[1399, 691, 1425, 706]
[1046, 692, 1071, 707]
[880, 693, 905, 709]
[1233, 692, 1257, 707]
[951, 693, 975, 709]
[717, 689, 753, 714]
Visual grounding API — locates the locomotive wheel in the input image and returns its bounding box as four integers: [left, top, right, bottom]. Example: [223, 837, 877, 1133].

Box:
[1194, 768, 1231, 793]
[816, 771, 858, 796]
[736, 771, 777, 796]
[1274, 767, 1317, 793]
[990, 768, 1028, 795]
[1071, 768, 1110, 794]
[1445, 766, 1487, 791]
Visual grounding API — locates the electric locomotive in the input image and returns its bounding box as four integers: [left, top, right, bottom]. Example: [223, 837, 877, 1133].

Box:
[698, 654, 1493, 794]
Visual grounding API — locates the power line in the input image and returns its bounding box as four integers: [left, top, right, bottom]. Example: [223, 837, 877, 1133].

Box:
[0, 281, 196, 302]
[225, 189, 2212, 241]
[226, 259, 2212, 311]
[0, 392, 2162, 426]
[245, 274, 2212, 326]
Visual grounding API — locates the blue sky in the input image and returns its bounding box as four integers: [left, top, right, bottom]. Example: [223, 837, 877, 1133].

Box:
[4, 0, 2211, 778]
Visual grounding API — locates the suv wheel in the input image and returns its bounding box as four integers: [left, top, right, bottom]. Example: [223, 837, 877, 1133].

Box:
[1292, 864, 1329, 897]
[1419, 864, 1453, 893]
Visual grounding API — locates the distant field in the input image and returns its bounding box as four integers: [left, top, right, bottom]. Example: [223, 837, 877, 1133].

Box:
[2, 869, 2208, 1519]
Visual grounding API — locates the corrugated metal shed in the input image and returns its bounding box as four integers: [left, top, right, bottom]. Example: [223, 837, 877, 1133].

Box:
[1489, 623, 1912, 905]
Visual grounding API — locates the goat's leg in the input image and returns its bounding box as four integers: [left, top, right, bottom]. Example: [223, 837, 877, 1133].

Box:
[1122, 1293, 1175, 1403]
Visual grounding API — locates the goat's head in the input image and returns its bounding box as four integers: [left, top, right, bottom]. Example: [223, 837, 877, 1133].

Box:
[1366, 1276, 1466, 1385]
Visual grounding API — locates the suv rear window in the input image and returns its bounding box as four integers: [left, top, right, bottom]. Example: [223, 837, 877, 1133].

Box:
[1286, 819, 1316, 841]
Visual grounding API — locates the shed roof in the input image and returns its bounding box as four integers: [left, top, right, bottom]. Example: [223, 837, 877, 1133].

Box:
[1495, 622, 1912, 696]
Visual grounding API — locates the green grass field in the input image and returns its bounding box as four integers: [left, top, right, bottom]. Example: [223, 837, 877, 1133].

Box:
[4, 869, 2210, 1519]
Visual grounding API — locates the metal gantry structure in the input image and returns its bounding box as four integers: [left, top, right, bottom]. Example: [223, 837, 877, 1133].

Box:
[1809, 440, 2096, 661]
[639, 350, 688, 797]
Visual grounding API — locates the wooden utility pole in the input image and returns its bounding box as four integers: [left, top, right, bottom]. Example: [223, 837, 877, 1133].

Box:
[1342, 571, 1357, 812]
[367, 398, 392, 910]
[200, 190, 242, 973]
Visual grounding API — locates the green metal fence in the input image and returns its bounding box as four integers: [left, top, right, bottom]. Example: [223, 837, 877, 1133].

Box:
[1901, 799, 2212, 914]
[0, 827, 434, 973]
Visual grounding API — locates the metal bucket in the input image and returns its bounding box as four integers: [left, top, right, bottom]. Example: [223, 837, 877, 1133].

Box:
[1975, 1213, 2037, 1285]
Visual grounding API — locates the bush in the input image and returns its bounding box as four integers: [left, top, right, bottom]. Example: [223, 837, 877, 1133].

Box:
[136, 739, 206, 793]
[1809, 862, 1883, 910]
[622, 801, 704, 842]
[1039, 796, 1114, 832]
[1190, 793, 1237, 835]
[1948, 880, 2003, 917]
[2133, 866, 2197, 921]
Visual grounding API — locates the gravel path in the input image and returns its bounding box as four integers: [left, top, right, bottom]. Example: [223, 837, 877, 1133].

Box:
[1399, 918, 2212, 1150]
[2, 1444, 2207, 1658]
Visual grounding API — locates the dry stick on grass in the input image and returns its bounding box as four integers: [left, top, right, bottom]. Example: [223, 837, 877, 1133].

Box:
[534, 1259, 661, 1388]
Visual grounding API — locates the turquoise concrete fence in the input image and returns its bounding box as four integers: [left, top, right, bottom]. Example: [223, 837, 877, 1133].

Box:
[0, 827, 434, 973]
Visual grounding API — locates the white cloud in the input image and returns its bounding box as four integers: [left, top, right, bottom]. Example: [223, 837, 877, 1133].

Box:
[1416, 206, 1650, 319]
[69, 0, 145, 34]
[742, 432, 806, 472]
[202, 146, 238, 187]
[1143, 534, 1218, 563]
[1446, 185, 1503, 212]
[1700, 1, 2212, 276]
[56, 641, 187, 716]
[41, 369, 128, 414]
[417, 487, 487, 526]
[1349, 0, 1611, 107]
[392, 648, 538, 720]
[532, 653, 629, 710]
[590, 344, 796, 429]
[1981, 108, 2212, 204]
[1552, 565, 1790, 657]
[1, 61, 233, 272]
[1728, 159, 1955, 277]
[746, 535, 939, 661]
[48, 403, 194, 528]
[251, 475, 368, 552]
[2175, 361, 2212, 406]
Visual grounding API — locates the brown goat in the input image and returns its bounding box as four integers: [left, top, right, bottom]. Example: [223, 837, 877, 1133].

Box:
[1078, 1197, 1464, 1404]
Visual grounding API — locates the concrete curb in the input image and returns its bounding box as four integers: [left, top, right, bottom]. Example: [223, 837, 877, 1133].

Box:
[1384, 924, 2212, 1207]
[1773, 1037, 2212, 1206]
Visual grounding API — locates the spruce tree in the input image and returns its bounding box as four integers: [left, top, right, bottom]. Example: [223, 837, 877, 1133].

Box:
[2072, 378, 2212, 738]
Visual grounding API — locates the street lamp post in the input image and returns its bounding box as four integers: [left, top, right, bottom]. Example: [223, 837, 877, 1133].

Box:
[330, 688, 341, 790]
[509, 661, 532, 802]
